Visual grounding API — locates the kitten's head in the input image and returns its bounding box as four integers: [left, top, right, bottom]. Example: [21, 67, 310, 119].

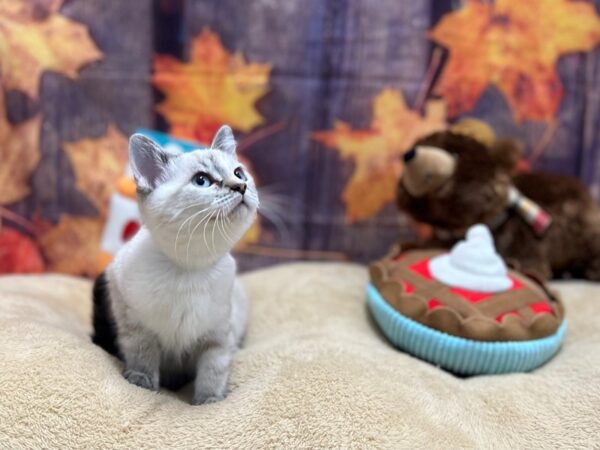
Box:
[129, 125, 259, 267]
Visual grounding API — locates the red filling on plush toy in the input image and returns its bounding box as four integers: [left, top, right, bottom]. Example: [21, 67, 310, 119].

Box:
[408, 257, 555, 323]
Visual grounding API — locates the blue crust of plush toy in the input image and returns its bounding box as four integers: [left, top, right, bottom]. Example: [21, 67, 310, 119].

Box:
[367, 284, 566, 375]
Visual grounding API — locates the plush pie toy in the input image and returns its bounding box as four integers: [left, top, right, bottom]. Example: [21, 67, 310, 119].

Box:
[397, 118, 600, 281]
[368, 224, 566, 375]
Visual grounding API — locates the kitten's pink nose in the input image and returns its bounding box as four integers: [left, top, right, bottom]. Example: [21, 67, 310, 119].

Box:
[231, 182, 247, 195]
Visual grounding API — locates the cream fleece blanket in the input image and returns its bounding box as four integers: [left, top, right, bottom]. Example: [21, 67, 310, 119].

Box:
[0, 263, 598, 449]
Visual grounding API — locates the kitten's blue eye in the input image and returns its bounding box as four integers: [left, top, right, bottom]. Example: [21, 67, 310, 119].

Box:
[192, 172, 212, 187]
[234, 167, 247, 181]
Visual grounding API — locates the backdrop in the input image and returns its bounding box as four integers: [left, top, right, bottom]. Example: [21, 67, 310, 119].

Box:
[1, 0, 599, 276]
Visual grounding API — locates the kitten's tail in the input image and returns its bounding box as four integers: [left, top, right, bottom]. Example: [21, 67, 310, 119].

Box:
[91, 271, 121, 358]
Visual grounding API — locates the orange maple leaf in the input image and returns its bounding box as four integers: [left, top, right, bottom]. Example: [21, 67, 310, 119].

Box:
[153, 28, 271, 145]
[38, 214, 103, 277]
[430, 0, 600, 122]
[0, 91, 41, 205]
[313, 89, 447, 222]
[0, 0, 102, 98]
[64, 124, 128, 216]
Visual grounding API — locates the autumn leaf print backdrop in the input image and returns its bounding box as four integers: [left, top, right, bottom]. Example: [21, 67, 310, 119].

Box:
[1, 0, 599, 276]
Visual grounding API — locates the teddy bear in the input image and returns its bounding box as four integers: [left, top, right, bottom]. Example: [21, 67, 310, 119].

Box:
[396, 118, 600, 281]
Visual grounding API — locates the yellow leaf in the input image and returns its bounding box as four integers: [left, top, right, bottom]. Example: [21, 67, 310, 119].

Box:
[429, 0, 600, 122]
[152, 28, 271, 144]
[0, 90, 41, 205]
[0, 0, 102, 98]
[38, 214, 103, 277]
[63, 124, 128, 216]
[342, 163, 401, 222]
[0, 0, 103, 98]
[313, 89, 447, 222]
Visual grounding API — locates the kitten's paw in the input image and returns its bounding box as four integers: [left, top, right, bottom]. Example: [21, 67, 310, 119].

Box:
[191, 393, 225, 405]
[123, 369, 158, 391]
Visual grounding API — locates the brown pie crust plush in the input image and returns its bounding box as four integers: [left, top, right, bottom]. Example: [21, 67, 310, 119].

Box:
[370, 248, 564, 342]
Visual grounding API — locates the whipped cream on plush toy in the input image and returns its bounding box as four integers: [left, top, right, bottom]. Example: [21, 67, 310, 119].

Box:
[429, 224, 512, 293]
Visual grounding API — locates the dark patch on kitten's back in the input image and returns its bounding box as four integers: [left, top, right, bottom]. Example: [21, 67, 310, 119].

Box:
[92, 271, 122, 358]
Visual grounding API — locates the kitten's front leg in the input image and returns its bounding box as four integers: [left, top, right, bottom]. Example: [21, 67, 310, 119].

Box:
[192, 340, 233, 405]
[120, 324, 161, 391]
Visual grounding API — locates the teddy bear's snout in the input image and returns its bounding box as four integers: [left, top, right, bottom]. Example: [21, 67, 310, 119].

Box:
[401, 146, 456, 197]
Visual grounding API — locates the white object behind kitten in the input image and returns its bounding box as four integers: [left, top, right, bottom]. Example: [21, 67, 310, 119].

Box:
[93, 125, 258, 405]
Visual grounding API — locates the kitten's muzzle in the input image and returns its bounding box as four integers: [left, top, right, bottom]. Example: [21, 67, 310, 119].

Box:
[230, 182, 247, 195]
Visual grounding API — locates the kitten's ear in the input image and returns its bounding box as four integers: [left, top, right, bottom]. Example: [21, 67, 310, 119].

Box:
[211, 125, 236, 155]
[129, 134, 172, 191]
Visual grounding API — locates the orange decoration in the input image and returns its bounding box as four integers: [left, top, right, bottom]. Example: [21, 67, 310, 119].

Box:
[153, 28, 271, 145]
[313, 89, 447, 222]
[63, 124, 128, 216]
[429, 0, 600, 122]
[117, 177, 137, 199]
[0, 0, 102, 98]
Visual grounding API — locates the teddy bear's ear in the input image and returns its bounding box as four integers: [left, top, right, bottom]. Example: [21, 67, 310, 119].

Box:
[490, 138, 522, 172]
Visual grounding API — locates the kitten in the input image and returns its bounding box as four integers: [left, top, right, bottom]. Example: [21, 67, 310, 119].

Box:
[92, 125, 258, 405]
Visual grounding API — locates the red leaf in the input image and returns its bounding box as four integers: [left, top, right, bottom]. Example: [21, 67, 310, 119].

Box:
[0, 227, 45, 273]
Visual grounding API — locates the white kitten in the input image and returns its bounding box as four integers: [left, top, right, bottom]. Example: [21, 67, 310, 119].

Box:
[92, 125, 258, 405]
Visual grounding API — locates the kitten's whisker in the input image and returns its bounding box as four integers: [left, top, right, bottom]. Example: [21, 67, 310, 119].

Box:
[259, 205, 290, 241]
[257, 184, 287, 196]
[174, 205, 212, 258]
[259, 201, 287, 219]
[175, 211, 201, 258]
[211, 199, 232, 246]
[259, 196, 287, 209]
[217, 208, 235, 246]
[168, 203, 205, 223]
[256, 190, 290, 237]
[257, 191, 290, 208]
[186, 208, 215, 265]
[211, 209, 219, 258]
[202, 209, 218, 261]
[157, 201, 213, 231]
[259, 204, 285, 220]
[222, 204, 238, 246]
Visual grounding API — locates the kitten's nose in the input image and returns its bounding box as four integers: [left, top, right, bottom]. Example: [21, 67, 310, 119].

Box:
[231, 182, 247, 195]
